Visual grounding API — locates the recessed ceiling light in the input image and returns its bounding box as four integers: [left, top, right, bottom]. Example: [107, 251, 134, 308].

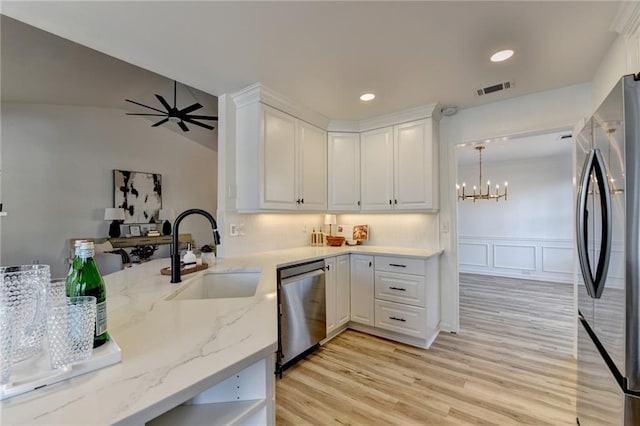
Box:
[360, 93, 375, 101]
[490, 49, 514, 62]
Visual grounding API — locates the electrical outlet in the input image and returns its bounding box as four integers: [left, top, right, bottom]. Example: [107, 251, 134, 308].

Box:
[229, 224, 239, 236]
[303, 223, 308, 233]
[441, 219, 450, 233]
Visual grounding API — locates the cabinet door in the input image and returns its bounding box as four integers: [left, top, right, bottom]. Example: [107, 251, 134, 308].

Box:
[325, 257, 337, 334]
[394, 119, 435, 210]
[360, 127, 394, 211]
[298, 122, 327, 210]
[261, 105, 297, 210]
[336, 254, 351, 326]
[350, 254, 374, 325]
[328, 133, 361, 211]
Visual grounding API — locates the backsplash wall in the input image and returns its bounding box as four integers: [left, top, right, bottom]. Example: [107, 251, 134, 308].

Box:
[219, 211, 439, 257]
[337, 214, 439, 249]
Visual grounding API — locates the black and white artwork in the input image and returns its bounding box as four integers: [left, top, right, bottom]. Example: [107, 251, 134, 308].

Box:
[114, 170, 162, 224]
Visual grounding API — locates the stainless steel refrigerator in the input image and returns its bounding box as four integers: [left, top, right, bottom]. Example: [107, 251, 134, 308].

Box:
[576, 73, 640, 425]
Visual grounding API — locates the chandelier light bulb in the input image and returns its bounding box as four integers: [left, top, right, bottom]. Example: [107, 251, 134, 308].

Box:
[505, 181, 508, 186]
[456, 184, 460, 190]
[462, 182, 466, 187]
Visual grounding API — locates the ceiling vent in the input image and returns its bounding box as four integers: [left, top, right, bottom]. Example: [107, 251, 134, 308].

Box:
[475, 81, 514, 97]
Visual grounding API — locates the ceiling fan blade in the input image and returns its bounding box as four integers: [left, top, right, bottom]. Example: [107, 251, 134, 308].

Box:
[179, 102, 203, 115]
[186, 114, 218, 121]
[183, 117, 215, 130]
[126, 113, 167, 116]
[155, 94, 172, 112]
[152, 117, 169, 127]
[177, 121, 189, 132]
[125, 99, 166, 114]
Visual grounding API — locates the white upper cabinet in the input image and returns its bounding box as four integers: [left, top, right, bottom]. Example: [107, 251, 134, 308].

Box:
[360, 119, 438, 212]
[327, 133, 361, 211]
[360, 127, 394, 211]
[298, 122, 327, 211]
[394, 119, 438, 210]
[262, 106, 298, 209]
[235, 101, 327, 212]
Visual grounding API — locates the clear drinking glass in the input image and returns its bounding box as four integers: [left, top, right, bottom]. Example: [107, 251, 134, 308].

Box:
[0, 265, 49, 363]
[0, 309, 14, 385]
[46, 296, 97, 369]
[46, 278, 68, 308]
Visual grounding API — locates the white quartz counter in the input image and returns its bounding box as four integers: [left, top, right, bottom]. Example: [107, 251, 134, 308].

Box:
[0, 245, 441, 425]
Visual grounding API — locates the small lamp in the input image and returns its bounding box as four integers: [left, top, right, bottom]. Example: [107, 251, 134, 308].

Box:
[104, 208, 125, 238]
[324, 214, 337, 236]
[158, 209, 175, 236]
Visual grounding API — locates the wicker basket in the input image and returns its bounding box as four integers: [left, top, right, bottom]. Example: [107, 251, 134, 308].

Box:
[326, 236, 345, 247]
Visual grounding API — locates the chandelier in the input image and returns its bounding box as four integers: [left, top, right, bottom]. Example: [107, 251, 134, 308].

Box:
[456, 146, 508, 202]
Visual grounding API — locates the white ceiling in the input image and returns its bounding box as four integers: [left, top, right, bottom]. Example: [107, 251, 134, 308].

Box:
[456, 130, 573, 166]
[1, 1, 621, 122]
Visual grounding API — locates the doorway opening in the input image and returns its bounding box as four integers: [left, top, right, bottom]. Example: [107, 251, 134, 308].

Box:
[454, 130, 575, 356]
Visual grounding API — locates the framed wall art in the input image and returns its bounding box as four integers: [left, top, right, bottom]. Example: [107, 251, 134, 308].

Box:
[113, 170, 162, 224]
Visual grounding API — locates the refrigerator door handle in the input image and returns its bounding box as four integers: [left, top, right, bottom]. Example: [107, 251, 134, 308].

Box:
[577, 150, 598, 298]
[576, 149, 613, 299]
[592, 148, 613, 298]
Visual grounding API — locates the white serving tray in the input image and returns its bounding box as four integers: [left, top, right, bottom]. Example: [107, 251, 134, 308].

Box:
[0, 337, 122, 400]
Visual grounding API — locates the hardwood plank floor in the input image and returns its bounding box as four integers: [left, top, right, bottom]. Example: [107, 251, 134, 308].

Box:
[276, 273, 576, 425]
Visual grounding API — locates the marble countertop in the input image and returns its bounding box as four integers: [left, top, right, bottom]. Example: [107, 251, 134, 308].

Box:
[0, 245, 442, 425]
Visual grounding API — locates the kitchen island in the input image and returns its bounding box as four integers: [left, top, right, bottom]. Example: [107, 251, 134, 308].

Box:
[0, 245, 441, 425]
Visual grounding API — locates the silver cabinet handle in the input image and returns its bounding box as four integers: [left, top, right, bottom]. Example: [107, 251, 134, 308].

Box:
[389, 286, 406, 292]
[389, 316, 406, 322]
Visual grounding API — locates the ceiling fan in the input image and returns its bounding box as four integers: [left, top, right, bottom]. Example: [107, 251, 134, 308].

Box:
[125, 80, 218, 132]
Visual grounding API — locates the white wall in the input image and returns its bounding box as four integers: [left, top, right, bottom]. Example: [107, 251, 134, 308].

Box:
[1, 103, 217, 278]
[591, 5, 640, 111]
[457, 154, 574, 283]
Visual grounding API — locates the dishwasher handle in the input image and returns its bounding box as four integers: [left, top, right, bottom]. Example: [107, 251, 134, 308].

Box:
[280, 268, 325, 286]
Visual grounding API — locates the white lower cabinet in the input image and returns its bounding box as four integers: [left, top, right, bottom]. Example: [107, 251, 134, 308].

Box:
[349, 254, 374, 326]
[372, 254, 440, 347]
[374, 300, 427, 339]
[325, 252, 440, 349]
[325, 257, 337, 334]
[336, 255, 350, 327]
[326, 255, 351, 336]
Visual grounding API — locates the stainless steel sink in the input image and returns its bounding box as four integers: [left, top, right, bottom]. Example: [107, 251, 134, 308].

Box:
[166, 270, 260, 300]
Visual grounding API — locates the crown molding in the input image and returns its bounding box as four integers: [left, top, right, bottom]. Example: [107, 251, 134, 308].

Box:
[327, 102, 440, 132]
[230, 83, 329, 129]
[611, 2, 640, 37]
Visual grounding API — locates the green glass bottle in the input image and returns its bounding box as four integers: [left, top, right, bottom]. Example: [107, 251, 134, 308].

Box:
[66, 241, 110, 348]
[65, 239, 86, 289]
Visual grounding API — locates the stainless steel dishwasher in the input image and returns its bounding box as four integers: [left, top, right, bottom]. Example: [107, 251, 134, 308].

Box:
[276, 259, 326, 376]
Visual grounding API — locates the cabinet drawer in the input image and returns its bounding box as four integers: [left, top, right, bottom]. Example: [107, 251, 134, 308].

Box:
[375, 271, 425, 307]
[375, 256, 425, 275]
[374, 300, 426, 339]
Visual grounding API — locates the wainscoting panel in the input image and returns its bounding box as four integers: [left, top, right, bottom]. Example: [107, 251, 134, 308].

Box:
[457, 242, 489, 267]
[493, 244, 536, 271]
[459, 236, 574, 283]
[542, 246, 574, 274]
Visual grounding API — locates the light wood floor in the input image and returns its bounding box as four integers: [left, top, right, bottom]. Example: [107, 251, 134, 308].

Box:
[276, 273, 576, 425]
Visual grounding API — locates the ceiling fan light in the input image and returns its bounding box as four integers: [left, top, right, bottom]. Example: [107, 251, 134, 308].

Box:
[167, 116, 180, 123]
